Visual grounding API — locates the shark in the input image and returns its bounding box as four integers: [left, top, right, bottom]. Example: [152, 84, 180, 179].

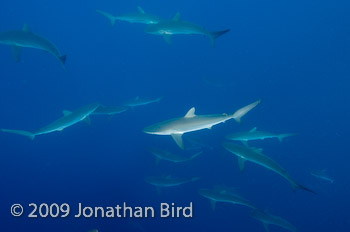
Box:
[311, 169, 334, 183]
[145, 176, 200, 187]
[226, 127, 297, 144]
[92, 105, 128, 116]
[0, 24, 66, 64]
[96, 7, 162, 26]
[143, 99, 261, 149]
[1, 103, 99, 140]
[250, 210, 297, 232]
[222, 142, 316, 194]
[149, 147, 202, 163]
[145, 12, 230, 46]
[198, 188, 256, 210]
[123, 96, 162, 108]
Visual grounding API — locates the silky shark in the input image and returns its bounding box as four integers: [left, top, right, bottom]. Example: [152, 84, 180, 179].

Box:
[123, 96, 162, 108]
[311, 169, 334, 183]
[198, 188, 256, 210]
[145, 12, 230, 46]
[250, 210, 297, 232]
[96, 7, 162, 26]
[149, 147, 202, 163]
[222, 142, 316, 194]
[92, 105, 128, 116]
[226, 127, 297, 144]
[143, 100, 261, 149]
[0, 24, 66, 64]
[145, 176, 200, 187]
[1, 103, 99, 140]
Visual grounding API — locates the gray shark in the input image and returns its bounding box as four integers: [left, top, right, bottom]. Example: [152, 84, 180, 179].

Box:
[226, 127, 297, 143]
[1, 103, 99, 140]
[145, 176, 200, 187]
[145, 12, 230, 46]
[149, 147, 202, 163]
[92, 105, 128, 116]
[222, 142, 315, 194]
[250, 210, 297, 232]
[0, 24, 66, 64]
[96, 7, 162, 26]
[143, 100, 261, 149]
[198, 188, 256, 210]
[311, 169, 334, 183]
[123, 96, 162, 107]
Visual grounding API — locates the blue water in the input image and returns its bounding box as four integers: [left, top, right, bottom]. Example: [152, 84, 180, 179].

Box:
[1, 0, 349, 231]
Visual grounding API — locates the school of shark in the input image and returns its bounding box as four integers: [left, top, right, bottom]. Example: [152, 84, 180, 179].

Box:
[0, 5, 334, 232]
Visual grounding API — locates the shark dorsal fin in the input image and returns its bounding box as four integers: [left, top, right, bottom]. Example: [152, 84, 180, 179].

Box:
[249, 127, 257, 133]
[137, 6, 145, 14]
[185, 107, 196, 118]
[173, 12, 181, 22]
[22, 24, 31, 32]
[63, 110, 72, 116]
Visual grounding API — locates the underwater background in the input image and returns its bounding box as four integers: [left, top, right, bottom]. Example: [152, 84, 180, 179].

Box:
[0, 0, 349, 231]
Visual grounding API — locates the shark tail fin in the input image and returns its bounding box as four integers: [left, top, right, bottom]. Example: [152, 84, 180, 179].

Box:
[278, 133, 297, 142]
[59, 55, 67, 65]
[1, 129, 35, 140]
[232, 99, 262, 123]
[292, 181, 317, 194]
[96, 10, 116, 26]
[209, 29, 230, 47]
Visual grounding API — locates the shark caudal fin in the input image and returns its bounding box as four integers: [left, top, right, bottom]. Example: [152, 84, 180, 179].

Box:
[209, 29, 230, 47]
[96, 10, 117, 26]
[278, 133, 297, 142]
[232, 99, 262, 123]
[1, 129, 35, 140]
[291, 181, 317, 194]
[59, 55, 67, 65]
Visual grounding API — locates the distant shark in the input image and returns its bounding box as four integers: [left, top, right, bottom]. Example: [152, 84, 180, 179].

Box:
[222, 142, 316, 194]
[96, 7, 162, 26]
[92, 105, 128, 116]
[250, 210, 297, 232]
[148, 147, 202, 163]
[0, 24, 66, 64]
[226, 127, 297, 144]
[123, 96, 162, 108]
[1, 103, 99, 140]
[143, 100, 261, 149]
[198, 187, 256, 210]
[311, 169, 334, 183]
[145, 12, 230, 46]
[145, 176, 200, 187]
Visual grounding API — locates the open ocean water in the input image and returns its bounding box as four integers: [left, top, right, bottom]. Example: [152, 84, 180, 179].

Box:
[0, 0, 349, 231]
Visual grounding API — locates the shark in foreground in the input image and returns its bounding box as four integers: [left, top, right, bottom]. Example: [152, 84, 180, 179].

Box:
[198, 188, 256, 210]
[96, 7, 162, 26]
[145, 13, 230, 46]
[92, 105, 128, 116]
[250, 210, 297, 232]
[143, 99, 261, 149]
[149, 147, 202, 164]
[1, 103, 99, 140]
[226, 127, 297, 144]
[222, 142, 316, 194]
[311, 169, 334, 183]
[0, 24, 66, 64]
[123, 96, 162, 108]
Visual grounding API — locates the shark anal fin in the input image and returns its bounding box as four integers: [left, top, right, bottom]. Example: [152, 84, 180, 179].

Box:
[163, 35, 172, 44]
[210, 200, 216, 211]
[238, 157, 246, 171]
[11, 46, 22, 62]
[171, 134, 184, 149]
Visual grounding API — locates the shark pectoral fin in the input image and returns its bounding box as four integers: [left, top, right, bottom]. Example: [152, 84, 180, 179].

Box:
[137, 6, 145, 14]
[62, 110, 72, 116]
[238, 157, 246, 171]
[11, 46, 22, 62]
[263, 223, 270, 232]
[163, 35, 172, 44]
[83, 116, 91, 125]
[171, 134, 184, 149]
[210, 200, 216, 211]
